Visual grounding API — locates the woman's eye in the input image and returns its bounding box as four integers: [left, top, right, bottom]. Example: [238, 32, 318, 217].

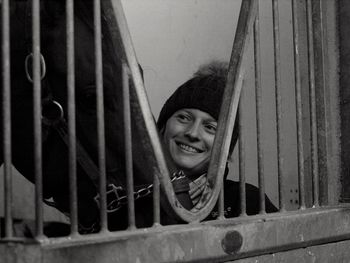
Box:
[205, 124, 217, 133]
[176, 113, 191, 122]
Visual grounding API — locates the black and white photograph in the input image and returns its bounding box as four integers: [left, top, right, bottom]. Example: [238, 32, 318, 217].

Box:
[0, 0, 345, 262]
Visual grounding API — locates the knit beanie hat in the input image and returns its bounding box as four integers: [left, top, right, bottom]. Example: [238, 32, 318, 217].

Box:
[157, 61, 239, 155]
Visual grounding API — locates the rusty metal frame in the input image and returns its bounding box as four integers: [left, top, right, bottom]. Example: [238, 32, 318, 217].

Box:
[2, 205, 350, 263]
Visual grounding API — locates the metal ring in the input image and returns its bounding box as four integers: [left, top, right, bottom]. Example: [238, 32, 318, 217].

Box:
[25, 53, 47, 83]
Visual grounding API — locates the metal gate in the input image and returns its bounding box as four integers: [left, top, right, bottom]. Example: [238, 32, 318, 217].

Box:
[0, 0, 346, 262]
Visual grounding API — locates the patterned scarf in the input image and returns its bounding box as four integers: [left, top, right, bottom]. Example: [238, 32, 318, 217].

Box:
[189, 174, 212, 212]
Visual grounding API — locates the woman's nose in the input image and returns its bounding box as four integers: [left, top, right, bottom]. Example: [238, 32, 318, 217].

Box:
[184, 122, 201, 140]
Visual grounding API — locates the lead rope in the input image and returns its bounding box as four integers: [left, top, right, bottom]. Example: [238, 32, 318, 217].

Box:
[94, 170, 187, 213]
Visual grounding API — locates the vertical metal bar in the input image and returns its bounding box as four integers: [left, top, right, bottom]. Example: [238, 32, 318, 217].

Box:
[312, 0, 328, 206]
[292, 0, 306, 209]
[32, 0, 44, 238]
[123, 64, 136, 229]
[201, 0, 257, 220]
[253, 7, 266, 214]
[307, 0, 320, 208]
[272, 0, 285, 212]
[66, 0, 79, 235]
[94, 0, 108, 232]
[2, 0, 13, 239]
[153, 176, 161, 226]
[239, 98, 247, 216]
[206, 0, 257, 189]
[218, 186, 225, 219]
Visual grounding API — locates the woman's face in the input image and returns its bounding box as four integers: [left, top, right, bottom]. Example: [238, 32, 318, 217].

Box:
[163, 108, 217, 177]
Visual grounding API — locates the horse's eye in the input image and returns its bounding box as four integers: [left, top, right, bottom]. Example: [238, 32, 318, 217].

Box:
[85, 93, 96, 106]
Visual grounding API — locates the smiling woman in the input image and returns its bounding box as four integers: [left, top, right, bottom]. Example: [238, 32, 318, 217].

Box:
[157, 61, 277, 217]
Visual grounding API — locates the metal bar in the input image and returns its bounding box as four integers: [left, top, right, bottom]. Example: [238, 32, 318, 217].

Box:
[253, 6, 266, 214]
[2, 0, 13, 239]
[307, 0, 320, 207]
[292, 0, 306, 209]
[218, 186, 225, 219]
[66, 0, 79, 236]
[153, 175, 161, 226]
[102, 0, 256, 222]
[32, 0, 44, 238]
[272, 0, 285, 212]
[122, 64, 136, 229]
[312, 0, 328, 206]
[239, 96, 247, 216]
[198, 0, 257, 220]
[204, 0, 257, 219]
[94, 0, 108, 232]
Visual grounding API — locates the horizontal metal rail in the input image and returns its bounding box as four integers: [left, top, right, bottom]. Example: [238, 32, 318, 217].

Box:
[17, 205, 350, 263]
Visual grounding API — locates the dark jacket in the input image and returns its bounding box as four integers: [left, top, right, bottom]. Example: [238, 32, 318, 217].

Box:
[206, 179, 278, 220]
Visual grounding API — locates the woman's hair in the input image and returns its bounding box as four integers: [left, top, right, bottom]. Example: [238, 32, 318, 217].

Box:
[157, 60, 239, 156]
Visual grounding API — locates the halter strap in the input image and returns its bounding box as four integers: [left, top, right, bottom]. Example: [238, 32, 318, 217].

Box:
[53, 120, 102, 188]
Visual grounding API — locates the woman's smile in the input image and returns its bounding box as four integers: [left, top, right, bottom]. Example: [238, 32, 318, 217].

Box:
[176, 141, 204, 154]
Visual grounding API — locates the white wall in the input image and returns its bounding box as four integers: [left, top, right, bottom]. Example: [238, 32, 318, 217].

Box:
[0, 166, 68, 222]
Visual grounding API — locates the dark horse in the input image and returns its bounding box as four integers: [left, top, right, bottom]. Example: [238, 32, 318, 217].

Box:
[1, 0, 189, 235]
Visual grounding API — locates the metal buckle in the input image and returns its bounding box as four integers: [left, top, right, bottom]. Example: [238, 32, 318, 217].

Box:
[42, 100, 64, 126]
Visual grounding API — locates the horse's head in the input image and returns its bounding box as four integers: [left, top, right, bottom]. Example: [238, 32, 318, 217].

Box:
[6, 0, 156, 231]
